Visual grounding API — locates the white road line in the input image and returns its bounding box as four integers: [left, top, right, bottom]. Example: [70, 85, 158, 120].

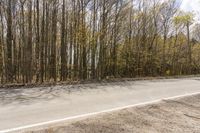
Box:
[1, 91, 200, 133]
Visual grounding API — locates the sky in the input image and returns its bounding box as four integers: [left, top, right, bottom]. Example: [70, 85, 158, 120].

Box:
[180, 0, 200, 22]
[180, 0, 200, 13]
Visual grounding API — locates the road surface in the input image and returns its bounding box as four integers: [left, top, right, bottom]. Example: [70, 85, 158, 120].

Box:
[0, 77, 200, 132]
[32, 94, 200, 133]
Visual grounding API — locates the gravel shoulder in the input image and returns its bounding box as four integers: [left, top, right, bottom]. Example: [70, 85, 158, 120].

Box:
[23, 94, 200, 133]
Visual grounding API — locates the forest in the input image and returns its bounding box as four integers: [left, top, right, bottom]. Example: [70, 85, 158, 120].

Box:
[0, 0, 200, 84]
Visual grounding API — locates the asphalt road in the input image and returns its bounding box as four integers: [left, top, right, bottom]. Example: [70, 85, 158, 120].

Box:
[0, 77, 200, 132]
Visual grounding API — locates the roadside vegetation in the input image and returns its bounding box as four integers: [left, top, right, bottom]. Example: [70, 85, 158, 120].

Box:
[0, 0, 200, 85]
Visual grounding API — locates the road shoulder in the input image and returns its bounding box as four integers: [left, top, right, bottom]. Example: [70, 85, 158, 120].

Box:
[20, 94, 200, 133]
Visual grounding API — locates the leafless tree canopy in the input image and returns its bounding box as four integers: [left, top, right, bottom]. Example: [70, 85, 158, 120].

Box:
[0, 0, 199, 84]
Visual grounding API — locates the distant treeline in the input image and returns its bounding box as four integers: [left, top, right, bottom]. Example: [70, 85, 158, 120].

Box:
[0, 0, 200, 84]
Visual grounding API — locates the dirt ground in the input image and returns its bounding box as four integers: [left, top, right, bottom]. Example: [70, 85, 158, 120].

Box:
[23, 94, 200, 133]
